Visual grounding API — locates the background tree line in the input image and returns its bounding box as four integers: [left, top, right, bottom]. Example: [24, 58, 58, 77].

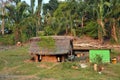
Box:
[0, 0, 120, 45]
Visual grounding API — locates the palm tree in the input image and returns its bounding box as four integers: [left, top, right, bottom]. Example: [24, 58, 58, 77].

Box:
[5, 0, 30, 42]
[0, 0, 12, 35]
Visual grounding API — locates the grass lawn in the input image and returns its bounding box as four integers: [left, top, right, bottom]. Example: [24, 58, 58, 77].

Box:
[0, 45, 120, 80]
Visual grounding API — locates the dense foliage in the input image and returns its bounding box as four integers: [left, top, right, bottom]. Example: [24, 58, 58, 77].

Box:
[0, 0, 120, 45]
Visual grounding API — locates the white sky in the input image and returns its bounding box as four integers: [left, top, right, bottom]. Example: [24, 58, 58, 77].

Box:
[21, 0, 64, 15]
[21, 0, 65, 5]
[21, 0, 50, 13]
[21, 0, 50, 5]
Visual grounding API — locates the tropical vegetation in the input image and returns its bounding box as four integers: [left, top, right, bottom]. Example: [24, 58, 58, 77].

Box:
[0, 0, 120, 45]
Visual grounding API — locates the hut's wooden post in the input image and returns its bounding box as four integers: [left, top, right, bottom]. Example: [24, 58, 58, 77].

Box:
[61, 56, 65, 62]
[34, 54, 38, 62]
[94, 64, 97, 71]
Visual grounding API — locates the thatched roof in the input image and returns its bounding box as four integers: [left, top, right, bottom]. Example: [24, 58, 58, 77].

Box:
[29, 36, 73, 55]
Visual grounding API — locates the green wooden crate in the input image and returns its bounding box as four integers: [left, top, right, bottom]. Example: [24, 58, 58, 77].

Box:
[89, 49, 110, 63]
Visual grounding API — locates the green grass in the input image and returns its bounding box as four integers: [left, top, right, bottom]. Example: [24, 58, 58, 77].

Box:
[38, 36, 55, 49]
[0, 45, 120, 80]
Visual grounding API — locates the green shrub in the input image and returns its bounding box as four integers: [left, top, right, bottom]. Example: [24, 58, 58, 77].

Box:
[44, 26, 54, 35]
[93, 54, 103, 65]
[20, 33, 30, 43]
[0, 34, 15, 45]
[84, 21, 98, 38]
[37, 31, 45, 36]
[76, 27, 84, 37]
[0, 59, 5, 70]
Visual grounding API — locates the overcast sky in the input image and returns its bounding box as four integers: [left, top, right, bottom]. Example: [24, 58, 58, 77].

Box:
[21, 0, 65, 5]
[21, 0, 50, 5]
[21, 0, 64, 15]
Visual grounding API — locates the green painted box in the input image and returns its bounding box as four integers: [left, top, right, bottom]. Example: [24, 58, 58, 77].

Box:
[89, 49, 110, 63]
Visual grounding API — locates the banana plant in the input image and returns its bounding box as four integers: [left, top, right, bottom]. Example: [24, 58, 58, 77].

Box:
[92, 0, 111, 43]
[105, 0, 120, 42]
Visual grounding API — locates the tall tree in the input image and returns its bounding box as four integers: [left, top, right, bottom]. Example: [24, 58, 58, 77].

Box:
[43, 0, 59, 16]
[87, 0, 111, 43]
[0, 0, 12, 35]
[106, 0, 120, 42]
[5, 0, 30, 42]
[35, 0, 42, 36]
[31, 0, 35, 14]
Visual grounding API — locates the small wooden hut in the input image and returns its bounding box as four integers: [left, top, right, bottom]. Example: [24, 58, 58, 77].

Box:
[29, 36, 73, 62]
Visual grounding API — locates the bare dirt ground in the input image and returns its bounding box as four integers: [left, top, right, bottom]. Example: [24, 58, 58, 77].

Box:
[0, 46, 16, 51]
[73, 36, 120, 51]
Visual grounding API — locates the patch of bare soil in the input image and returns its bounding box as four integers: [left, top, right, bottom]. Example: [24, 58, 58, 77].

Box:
[74, 36, 99, 44]
[0, 65, 22, 75]
[103, 70, 119, 77]
[73, 36, 120, 50]
[0, 75, 39, 80]
[37, 64, 49, 69]
[24, 59, 33, 63]
[0, 46, 17, 51]
[37, 63, 59, 69]
[41, 78, 56, 80]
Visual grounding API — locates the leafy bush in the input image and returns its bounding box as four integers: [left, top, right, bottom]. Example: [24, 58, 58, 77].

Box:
[0, 59, 4, 71]
[61, 62, 76, 70]
[0, 34, 15, 45]
[76, 27, 84, 37]
[20, 33, 30, 43]
[93, 54, 103, 65]
[84, 21, 98, 38]
[37, 31, 45, 36]
[44, 26, 54, 35]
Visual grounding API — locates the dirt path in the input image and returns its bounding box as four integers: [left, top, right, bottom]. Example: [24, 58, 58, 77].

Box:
[34, 63, 59, 76]
[0, 61, 59, 80]
[0, 63, 39, 80]
[0, 74, 39, 80]
[0, 46, 17, 51]
[103, 70, 119, 77]
[0, 63, 59, 80]
[0, 65, 21, 74]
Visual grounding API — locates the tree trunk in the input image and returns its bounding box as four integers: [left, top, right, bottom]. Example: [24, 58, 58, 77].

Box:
[36, 14, 40, 36]
[81, 16, 84, 28]
[66, 25, 68, 35]
[98, 25, 103, 44]
[111, 19, 118, 42]
[97, 19, 106, 36]
[1, 7, 5, 35]
[36, 0, 42, 36]
[97, 19, 106, 44]
[31, 0, 35, 14]
[100, 21, 106, 36]
[15, 27, 20, 43]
